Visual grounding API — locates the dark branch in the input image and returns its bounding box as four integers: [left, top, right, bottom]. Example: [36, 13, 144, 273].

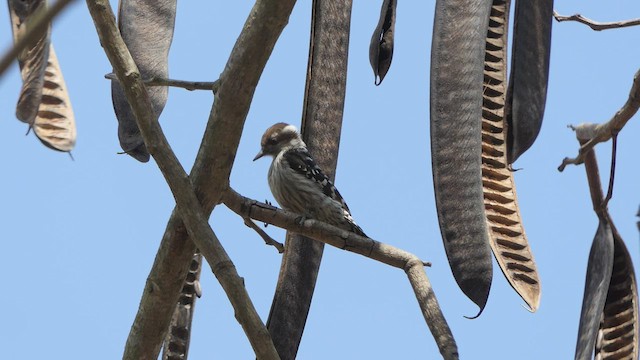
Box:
[222, 188, 458, 359]
[553, 11, 640, 31]
[558, 68, 640, 171]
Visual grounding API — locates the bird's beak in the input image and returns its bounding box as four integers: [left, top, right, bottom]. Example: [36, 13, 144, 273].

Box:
[253, 150, 264, 161]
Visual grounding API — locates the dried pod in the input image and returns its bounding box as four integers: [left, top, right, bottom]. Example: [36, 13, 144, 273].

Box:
[369, 0, 396, 85]
[594, 226, 638, 360]
[505, 0, 553, 163]
[431, 0, 494, 315]
[481, 0, 541, 311]
[111, 0, 177, 162]
[8, 0, 50, 125]
[162, 253, 202, 360]
[33, 46, 76, 152]
[575, 220, 615, 360]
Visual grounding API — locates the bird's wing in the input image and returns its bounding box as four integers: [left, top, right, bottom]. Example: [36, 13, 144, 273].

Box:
[283, 147, 351, 212]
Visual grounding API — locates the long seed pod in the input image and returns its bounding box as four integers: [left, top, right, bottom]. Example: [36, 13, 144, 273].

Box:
[369, 0, 396, 85]
[8, 0, 50, 125]
[431, 0, 494, 315]
[594, 226, 638, 360]
[266, 1, 353, 358]
[32, 46, 76, 152]
[111, 0, 177, 162]
[505, 0, 553, 163]
[575, 220, 615, 360]
[481, 0, 541, 311]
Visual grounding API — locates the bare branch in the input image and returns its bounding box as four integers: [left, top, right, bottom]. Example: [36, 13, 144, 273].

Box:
[222, 188, 458, 359]
[0, 0, 78, 77]
[105, 72, 220, 92]
[103, 0, 298, 358]
[553, 11, 640, 31]
[243, 217, 285, 253]
[558, 68, 640, 171]
[85, 1, 279, 359]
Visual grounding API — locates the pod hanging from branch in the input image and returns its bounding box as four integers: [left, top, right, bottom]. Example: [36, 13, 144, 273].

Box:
[432, 0, 548, 314]
[481, 0, 541, 311]
[33, 46, 76, 152]
[505, 0, 554, 163]
[8, 0, 50, 125]
[369, 0, 396, 85]
[593, 227, 639, 360]
[110, 0, 177, 162]
[430, 0, 494, 315]
[575, 220, 615, 360]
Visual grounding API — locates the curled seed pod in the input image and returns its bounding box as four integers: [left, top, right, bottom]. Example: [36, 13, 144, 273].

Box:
[369, 0, 396, 85]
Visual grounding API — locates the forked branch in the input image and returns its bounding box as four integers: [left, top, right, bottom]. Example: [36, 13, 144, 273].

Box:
[558, 68, 640, 171]
[222, 188, 458, 360]
[243, 217, 285, 253]
[104, 0, 297, 358]
[86, 1, 279, 359]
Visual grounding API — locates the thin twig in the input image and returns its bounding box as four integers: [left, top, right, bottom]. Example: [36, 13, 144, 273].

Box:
[243, 217, 285, 253]
[222, 188, 458, 359]
[603, 135, 618, 206]
[558, 68, 640, 171]
[105, 72, 220, 92]
[553, 11, 640, 31]
[0, 0, 78, 76]
[86, 1, 280, 360]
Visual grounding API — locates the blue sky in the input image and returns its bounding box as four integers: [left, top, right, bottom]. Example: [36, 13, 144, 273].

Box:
[1, 1, 639, 359]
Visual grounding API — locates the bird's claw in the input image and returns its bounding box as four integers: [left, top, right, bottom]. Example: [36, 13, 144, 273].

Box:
[295, 215, 308, 226]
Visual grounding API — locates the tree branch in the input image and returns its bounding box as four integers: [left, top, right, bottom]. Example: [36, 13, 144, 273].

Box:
[553, 11, 640, 31]
[222, 188, 458, 359]
[243, 217, 285, 253]
[105, 72, 220, 92]
[0, 0, 78, 77]
[558, 68, 640, 171]
[85, 1, 279, 359]
[99, 0, 298, 359]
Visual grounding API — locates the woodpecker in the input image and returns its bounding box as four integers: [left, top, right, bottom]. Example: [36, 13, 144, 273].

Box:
[253, 123, 366, 237]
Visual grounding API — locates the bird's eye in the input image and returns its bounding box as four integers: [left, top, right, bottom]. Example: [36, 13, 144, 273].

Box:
[266, 138, 277, 145]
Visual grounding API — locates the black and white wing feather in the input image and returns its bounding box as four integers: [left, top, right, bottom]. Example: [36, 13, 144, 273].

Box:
[283, 148, 366, 237]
